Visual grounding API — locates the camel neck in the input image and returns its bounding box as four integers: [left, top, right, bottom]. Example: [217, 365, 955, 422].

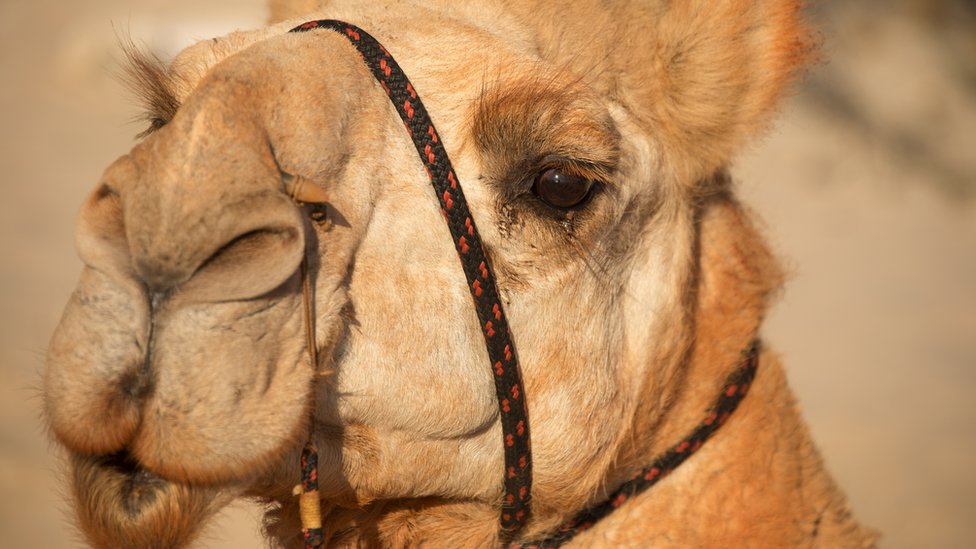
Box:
[509, 341, 760, 548]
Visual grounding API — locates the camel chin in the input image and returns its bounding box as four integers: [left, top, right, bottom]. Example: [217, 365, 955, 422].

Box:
[70, 452, 230, 549]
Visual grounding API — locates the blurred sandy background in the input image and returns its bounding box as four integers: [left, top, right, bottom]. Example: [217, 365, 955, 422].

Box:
[1, 1, 973, 547]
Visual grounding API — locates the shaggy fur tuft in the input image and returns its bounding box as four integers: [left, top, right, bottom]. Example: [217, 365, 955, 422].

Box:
[118, 39, 180, 137]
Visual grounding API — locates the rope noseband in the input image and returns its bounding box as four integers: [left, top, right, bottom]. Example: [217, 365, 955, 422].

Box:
[286, 20, 759, 548]
[289, 19, 532, 545]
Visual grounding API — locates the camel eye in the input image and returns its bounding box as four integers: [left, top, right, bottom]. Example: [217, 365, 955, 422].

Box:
[532, 168, 594, 209]
[137, 117, 168, 139]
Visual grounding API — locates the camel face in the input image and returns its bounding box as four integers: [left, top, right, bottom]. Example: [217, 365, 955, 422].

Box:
[48, 13, 650, 501]
[43, 3, 872, 548]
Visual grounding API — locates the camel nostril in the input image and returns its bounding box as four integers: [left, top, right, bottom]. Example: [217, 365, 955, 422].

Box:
[123, 188, 307, 302]
[177, 224, 304, 301]
[199, 227, 299, 273]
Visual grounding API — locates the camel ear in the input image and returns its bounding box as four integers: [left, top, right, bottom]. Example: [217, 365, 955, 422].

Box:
[616, 0, 815, 183]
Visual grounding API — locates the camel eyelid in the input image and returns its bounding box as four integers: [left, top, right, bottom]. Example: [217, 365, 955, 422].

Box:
[136, 116, 170, 139]
[535, 154, 613, 186]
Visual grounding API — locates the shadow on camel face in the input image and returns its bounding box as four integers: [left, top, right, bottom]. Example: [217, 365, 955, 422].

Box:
[43, 1, 817, 547]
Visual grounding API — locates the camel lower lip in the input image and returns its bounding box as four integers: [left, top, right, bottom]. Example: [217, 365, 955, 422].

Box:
[70, 451, 229, 548]
[96, 451, 167, 516]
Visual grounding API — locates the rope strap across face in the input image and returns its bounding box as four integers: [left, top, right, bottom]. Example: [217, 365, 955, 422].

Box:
[288, 19, 534, 542]
[296, 257, 324, 548]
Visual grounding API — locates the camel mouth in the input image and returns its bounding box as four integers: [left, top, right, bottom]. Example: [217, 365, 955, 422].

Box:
[71, 450, 229, 548]
[93, 451, 167, 516]
[73, 449, 196, 519]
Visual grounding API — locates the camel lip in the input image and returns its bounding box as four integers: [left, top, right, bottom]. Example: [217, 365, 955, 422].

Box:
[70, 448, 231, 547]
[94, 450, 168, 517]
[98, 449, 150, 476]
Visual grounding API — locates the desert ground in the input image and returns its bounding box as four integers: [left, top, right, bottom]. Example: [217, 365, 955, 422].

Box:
[1, 1, 973, 547]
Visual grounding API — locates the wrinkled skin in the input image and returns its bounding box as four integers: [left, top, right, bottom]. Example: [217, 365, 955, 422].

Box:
[44, 0, 877, 547]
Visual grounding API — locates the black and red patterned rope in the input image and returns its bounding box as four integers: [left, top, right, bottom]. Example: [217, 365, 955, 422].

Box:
[299, 443, 324, 548]
[289, 19, 534, 539]
[510, 341, 761, 548]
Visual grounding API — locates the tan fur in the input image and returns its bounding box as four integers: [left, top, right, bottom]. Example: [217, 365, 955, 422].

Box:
[70, 453, 232, 548]
[44, 1, 874, 547]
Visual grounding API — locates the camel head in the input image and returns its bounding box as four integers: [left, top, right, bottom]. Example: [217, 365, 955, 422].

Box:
[44, 1, 812, 547]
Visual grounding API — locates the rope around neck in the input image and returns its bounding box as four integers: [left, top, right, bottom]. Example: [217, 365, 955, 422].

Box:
[510, 342, 759, 548]
[286, 19, 760, 548]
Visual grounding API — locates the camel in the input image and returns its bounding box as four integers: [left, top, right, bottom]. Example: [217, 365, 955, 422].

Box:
[43, 0, 877, 547]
